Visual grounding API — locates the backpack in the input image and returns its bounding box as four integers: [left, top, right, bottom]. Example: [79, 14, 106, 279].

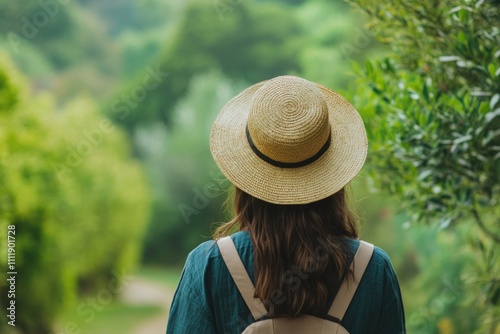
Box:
[217, 237, 374, 334]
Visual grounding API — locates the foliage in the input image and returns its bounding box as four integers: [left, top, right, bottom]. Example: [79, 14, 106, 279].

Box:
[296, 0, 379, 90]
[0, 55, 150, 333]
[354, 178, 480, 332]
[0, 0, 187, 99]
[0, 0, 114, 73]
[109, 0, 304, 131]
[0, 0, 74, 60]
[138, 71, 243, 265]
[0, 56, 22, 114]
[347, 0, 500, 331]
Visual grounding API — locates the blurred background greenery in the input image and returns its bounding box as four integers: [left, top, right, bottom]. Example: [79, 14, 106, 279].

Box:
[0, 0, 498, 333]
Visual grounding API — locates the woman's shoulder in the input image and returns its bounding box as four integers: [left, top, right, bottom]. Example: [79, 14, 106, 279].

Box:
[369, 243, 398, 275]
[369, 241, 395, 267]
[185, 231, 252, 266]
[344, 238, 398, 277]
[181, 231, 256, 289]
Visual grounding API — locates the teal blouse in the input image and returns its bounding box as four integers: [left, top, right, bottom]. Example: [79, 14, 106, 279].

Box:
[166, 231, 406, 334]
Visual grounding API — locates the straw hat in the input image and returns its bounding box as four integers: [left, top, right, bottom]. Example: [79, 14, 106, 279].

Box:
[210, 75, 367, 205]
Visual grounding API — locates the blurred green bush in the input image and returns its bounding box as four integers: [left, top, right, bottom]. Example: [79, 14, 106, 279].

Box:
[0, 55, 150, 333]
[138, 71, 241, 265]
[108, 0, 305, 131]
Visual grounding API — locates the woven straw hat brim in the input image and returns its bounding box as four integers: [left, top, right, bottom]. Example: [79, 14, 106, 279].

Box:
[210, 80, 368, 205]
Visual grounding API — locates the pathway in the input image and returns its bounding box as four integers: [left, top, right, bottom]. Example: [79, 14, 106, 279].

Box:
[120, 276, 175, 334]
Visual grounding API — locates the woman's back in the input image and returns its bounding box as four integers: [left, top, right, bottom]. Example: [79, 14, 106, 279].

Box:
[166, 231, 405, 334]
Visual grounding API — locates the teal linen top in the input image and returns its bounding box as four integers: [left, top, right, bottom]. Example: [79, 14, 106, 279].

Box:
[166, 231, 406, 334]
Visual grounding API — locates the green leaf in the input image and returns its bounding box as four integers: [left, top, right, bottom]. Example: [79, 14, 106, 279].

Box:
[365, 60, 374, 76]
[490, 94, 500, 109]
[439, 55, 461, 62]
[485, 108, 500, 123]
[478, 101, 490, 114]
[457, 31, 468, 45]
[448, 6, 463, 14]
[369, 82, 383, 95]
[418, 169, 433, 180]
[423, 82, 429, 102]
[438, 217, 452, 230]
[488, 63, 497, 77]
[470, 91, 491, 97]
[453, 135, 473, 145]
[475, 0, 485, 8]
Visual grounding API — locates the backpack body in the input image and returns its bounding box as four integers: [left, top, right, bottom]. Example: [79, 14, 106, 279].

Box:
[241, 315, 349, 334]
[217, 237, 374, 334]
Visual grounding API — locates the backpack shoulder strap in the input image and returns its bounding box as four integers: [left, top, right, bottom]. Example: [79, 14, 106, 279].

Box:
[217, 236, 268, 321]
[327, 240, 374, 321]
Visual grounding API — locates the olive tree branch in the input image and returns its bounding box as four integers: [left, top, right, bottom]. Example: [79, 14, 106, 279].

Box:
[471, 207, 500, 244]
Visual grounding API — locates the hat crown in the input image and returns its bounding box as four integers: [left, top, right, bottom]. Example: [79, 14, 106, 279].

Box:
[247, 76, 330, 164]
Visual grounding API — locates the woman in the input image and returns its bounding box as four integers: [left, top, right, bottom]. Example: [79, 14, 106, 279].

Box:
[166, 76, 406, 333]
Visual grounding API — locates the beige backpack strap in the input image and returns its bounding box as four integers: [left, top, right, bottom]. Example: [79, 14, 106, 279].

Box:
[327, 240, 374, 321]
[217, 236, 268, 320]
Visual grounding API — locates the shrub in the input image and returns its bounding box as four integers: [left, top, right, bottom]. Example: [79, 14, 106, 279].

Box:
[0, 55, 150, 333]
[347, 0, 499, 331]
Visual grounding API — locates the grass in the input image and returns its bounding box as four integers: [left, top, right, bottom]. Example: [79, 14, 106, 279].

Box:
[56, 302, 162, 334]
[55, 266, 182, 334]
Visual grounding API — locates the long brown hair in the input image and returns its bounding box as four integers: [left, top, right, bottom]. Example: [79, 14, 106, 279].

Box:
[214, 186, 359, 318]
